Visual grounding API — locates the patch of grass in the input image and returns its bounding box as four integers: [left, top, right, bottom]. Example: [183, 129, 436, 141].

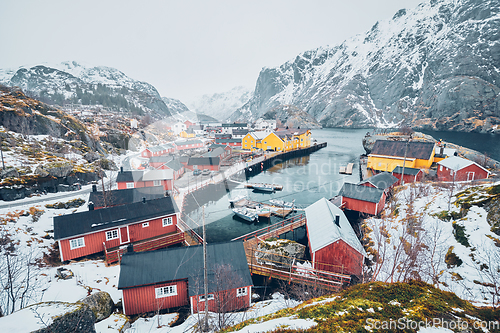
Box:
[445, 246, 463, 268]
[452, 222, 470, 247]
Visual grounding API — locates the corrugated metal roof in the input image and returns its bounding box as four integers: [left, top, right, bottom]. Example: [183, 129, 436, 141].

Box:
[358, 172, 398, 190]
[142, 169, 174, 181]
[249, 131, 270, 140]
[392, 166, 422, 176]
[201, 147, 225, 157]
[175, 139, 203, 146]
[118, 241, 253, 296]
[116, 170, 143, 183]
[53, 196, 178, 240]
[149, 155, 173, 163]
[437, 156, 474, 171]
[163, 159, 184, 172]
[187, 157, 220, 166]
[339, 182, 384, 203]
[89, 186, 165, 208]
[370, 140, 435, 160]
[305, 198, 365, 256]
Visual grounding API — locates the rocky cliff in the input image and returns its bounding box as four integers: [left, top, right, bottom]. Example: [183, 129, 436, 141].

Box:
[231, 0, 500, 133]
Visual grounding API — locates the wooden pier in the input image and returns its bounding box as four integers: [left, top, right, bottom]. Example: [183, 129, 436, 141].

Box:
[232, 214, 351, 291]
[339, 163, 354, 175]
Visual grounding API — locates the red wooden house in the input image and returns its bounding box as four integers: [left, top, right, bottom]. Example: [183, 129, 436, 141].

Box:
[157, 159, 185, 180]
[88, 186, 165, 209]
[186, 157, 221, 171]
[392, 166, 424, 184]
[141, 143, 175, 158]
[202, 147, 229, 160]
[116, 169, 174, 191]
[358, 172, 398, 195]
[184, 120, 195, 128]
[174, 139, 204, 151]
[215, 138, 242, 147]
[437, 156, 490, 182]
[305, 198, 365, 276]
[118, 241, 252, 316]
[339, 182, 386, 216]
[149, 155, 173, 169]
[53, 197, 181, 262]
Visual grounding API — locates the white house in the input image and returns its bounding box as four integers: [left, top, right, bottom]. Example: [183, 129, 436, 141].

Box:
[172, 122, 187, 135]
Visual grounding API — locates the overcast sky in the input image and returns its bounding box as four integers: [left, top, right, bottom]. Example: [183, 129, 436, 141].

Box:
[1, 0, 425, 103]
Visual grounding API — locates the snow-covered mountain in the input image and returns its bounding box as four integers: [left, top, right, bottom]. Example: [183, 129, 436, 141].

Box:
[231, 0, 500, 132]
[0, 61, 171, 118]
[187, 86, 253, 122]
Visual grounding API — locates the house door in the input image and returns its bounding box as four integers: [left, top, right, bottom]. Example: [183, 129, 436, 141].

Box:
[119, 226, 130, 244]
[467, 172, 475, 181]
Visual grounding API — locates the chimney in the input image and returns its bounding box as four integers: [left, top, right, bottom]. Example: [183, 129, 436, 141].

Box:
[88, 202, 94, 211]
[92, 184, 97, 192]
[335, 215, 340, 227]
[440, 146, 444, 156]
[142, 197, 146, 203]
[120, 166, 124, 173]
[127, 244, 134, 253]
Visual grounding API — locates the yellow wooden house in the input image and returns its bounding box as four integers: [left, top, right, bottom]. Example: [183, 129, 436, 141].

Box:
[179, 128, 196, 138]
[242, 129, 311, 152]
[367, 140, 436, 172]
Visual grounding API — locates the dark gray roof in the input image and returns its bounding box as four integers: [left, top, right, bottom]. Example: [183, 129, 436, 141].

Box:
[232, 129, 249, 136]
[163, 159, 184, 172]
[89, 186, 165, 208]
[149, 155, 173, 163]
[146, 145, 168, 153]
[202, 147, 225, 157]
[215, 138, 241, 144]
[370, 140, 435, 160]
[339, 182, 384, 203]
[222, 123, 247, 127]
[116, 170, 143, 183]
[118, 241, 253, 296]
[54, 196, 178, 240]
[358, 172, 398, 190]
[392, 166, 422, 176]
[188, 157, 220, 166]
[175, 139, 203, 146]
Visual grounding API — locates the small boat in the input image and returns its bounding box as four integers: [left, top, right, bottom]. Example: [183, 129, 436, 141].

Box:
[232, 208, 258, 222]
[269, 199, 295, 208]
[252, 185, 274, 193]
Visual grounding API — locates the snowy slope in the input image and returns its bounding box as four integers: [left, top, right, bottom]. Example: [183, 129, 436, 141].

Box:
[188, 86, 253, 122]
[232, 0, 500, 131]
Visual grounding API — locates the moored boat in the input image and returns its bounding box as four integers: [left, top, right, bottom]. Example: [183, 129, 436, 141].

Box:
[252, 185, 274, 193]
[232, 208, 258, 222]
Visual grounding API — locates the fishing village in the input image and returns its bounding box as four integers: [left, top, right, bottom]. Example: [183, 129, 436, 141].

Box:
[44, 117, 499, 322]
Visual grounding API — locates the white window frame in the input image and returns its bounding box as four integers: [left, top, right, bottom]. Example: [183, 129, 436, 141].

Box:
[162, 217, 173, 227]
[155, 285, 177, 298]
[126, 182, 134, 189]
[236, 287, 247, 297]
[153, 180, 162, 186]
[142, 222, 149, 228]
[199, 294, 214, 302]
[70, 237, 85, 250]
[106, 229, 119, 241]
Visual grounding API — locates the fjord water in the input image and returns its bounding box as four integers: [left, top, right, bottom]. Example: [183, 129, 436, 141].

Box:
[185, 128, 367, 243]
[185, 128, 500, 243]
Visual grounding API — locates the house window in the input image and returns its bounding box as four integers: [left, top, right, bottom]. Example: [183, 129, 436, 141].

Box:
[70, 237, 85, 250]
[154, 180, 162, 186]
[142, 222, 149, 228]
[106, 229, 119, 241]
[236, 287, 247, 297]
[155, 285, 177, 298]
[199, 294, 215, 302]
[126, 182, 134, 189]
[163, 217, 173, 227]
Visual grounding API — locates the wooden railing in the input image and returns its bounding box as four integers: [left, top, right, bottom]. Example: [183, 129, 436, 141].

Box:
[104, 227, 185, 265]
[232, 214, 306, 242]
[177, 217, 204, 245]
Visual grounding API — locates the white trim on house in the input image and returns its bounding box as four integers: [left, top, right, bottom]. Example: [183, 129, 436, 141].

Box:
[163, 217, 173, 227]
[106, 229, 119, 241]
[59, 241, 65, 261]
[126, 182, 135, 189]
[199, 294, 214, 302]
[155, 285, 177, 298]
[236, 287, 247, 297]
[70, 237, 85, 250]
[142, 222, 149, 228]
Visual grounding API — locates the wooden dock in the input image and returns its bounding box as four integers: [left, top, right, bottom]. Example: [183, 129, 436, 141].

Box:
[339, 163, 354, 175]
[233, 214, 351, 291]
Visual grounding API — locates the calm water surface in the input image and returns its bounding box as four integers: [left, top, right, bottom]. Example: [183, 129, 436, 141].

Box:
[185, 128, 367, 243]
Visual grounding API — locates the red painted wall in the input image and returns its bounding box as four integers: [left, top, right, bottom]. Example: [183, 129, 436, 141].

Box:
[437, 164, 489, 182]
[190, 286, 251, 314]
[117, 180, 173, 191]
[311, 239, 363, 276]
[59, 214, 178, 261]
[122, 280, 189, 315]
[342, 194, 385, 215]
[393, 171, 423, 185]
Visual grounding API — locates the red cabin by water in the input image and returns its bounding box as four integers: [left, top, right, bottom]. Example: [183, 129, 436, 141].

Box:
[305, 198, 365, 276]
[437, 156, 490, 182]
[53, 197, 181, 262]
[118, 241, 253, 316]
[339, 182, 386, 216]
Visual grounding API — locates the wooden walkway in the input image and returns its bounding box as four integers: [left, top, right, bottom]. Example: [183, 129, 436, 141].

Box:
[233, 214, 351, 291]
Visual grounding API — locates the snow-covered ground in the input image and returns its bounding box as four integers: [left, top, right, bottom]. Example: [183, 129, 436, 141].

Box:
[364, 180, 500, 307]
